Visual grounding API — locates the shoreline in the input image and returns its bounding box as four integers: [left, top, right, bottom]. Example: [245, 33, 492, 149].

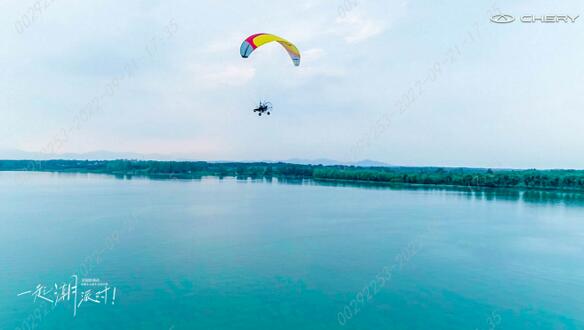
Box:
[3, 166, 584, 195]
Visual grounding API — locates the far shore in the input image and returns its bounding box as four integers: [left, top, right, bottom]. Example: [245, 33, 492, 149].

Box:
[2, 159, 584, 194]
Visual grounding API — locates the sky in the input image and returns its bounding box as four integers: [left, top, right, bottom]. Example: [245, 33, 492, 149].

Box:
[0, 0, 583, 169]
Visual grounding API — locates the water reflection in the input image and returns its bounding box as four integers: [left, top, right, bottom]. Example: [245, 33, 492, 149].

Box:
[11, 171, 583, 208]
[301, 178, 584, 208]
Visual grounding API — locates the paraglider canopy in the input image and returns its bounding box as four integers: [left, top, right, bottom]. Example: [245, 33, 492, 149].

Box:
[240, 33, 301, 66]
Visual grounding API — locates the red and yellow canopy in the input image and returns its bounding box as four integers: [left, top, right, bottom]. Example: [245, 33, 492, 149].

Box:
[240, 33, 301, 67]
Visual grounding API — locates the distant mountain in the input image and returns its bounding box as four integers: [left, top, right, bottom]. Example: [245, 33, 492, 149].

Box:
[0, 150, 393, 167]
[285, 158, 393, 167]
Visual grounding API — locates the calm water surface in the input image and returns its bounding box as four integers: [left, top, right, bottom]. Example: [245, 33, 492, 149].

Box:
[1, 172, 584, 329]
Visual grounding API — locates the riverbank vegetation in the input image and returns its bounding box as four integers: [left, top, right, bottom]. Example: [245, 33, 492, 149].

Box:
[1, 159, 584, 192]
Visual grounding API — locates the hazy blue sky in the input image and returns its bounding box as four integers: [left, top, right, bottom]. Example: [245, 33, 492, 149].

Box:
[1, 0, 583, 168]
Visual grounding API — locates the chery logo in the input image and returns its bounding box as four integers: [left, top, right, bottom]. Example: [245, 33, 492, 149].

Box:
[490, 14, 580, 24]
[490, 14, 515, 24]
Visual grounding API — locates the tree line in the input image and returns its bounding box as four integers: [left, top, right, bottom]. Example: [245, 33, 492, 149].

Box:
[1, 159, 584, 192]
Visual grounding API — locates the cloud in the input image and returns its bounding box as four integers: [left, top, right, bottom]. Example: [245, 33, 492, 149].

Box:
[202, 34, 242, 54]
[336, 13, 385, 43]
[3, 0, 584, 167]
[190, 64, 255, 89]
[297, 48, 346, 78]
[302, 48, 326, 62]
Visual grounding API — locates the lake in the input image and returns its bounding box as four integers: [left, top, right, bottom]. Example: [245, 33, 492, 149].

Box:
[1, 172, 584, 329]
